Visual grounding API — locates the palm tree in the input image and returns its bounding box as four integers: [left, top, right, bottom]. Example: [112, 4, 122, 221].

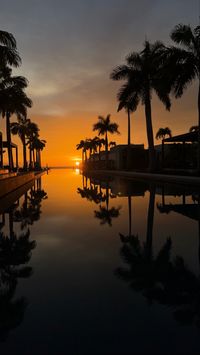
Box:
[95, 137, 105, 160]
[117, 90, 139, 146]
[166, 24, 200, 168]
[26, 121, 39, 170]
[189, 125, 199, 132]
[31, 136, 46, 169]
[111, 41, 171, 171]
[109, 141, 116, 148]
[76, 139, 85, 165]
[156, 127, 172, 140]
[93, 114, 120, 168]
[10, 116, 30, 170]
[0, 31, 21, 69]
[0, 74, 32, 170]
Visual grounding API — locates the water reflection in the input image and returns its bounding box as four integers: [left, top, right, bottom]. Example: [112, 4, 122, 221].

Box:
[79, 173, 200, 329]
[78, 175, 121, 226]
[0, 177, 47, 340]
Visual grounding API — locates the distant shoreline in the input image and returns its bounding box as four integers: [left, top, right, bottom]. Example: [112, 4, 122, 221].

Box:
[48, 166, 78, 169]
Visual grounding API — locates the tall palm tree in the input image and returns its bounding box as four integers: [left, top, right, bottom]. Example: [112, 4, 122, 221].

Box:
[0, 74, 32, 170]
[156, 127, 172, 140]
[117, 90, 139, 146]
[111, 41, 171, 171]
[10, 116, 30, 170]
[166, 24, 200, 168]
[0, 31, 21, 69]
[93, 114, 120, 168]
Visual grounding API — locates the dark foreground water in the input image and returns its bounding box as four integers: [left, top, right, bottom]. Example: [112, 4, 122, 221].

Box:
[1, 169, 200, 354]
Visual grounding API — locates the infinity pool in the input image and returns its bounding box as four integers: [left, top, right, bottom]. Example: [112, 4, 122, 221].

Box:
[1, 169, 200, 354]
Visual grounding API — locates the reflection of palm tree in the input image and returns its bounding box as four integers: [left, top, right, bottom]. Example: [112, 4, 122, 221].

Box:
[119, 194, 132, 242]
[0, 225, 35, 340]
[116, 187, 200, 328]
[94, 205, 120, 226]
[94, 181, 121, 226]
[77, 186, 106, 204]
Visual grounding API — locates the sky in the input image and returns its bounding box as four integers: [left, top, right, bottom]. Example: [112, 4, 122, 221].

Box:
[0, 0, 199, 166]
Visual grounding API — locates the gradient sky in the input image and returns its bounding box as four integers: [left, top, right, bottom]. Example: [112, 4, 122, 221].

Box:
[0, 0, 199, 166]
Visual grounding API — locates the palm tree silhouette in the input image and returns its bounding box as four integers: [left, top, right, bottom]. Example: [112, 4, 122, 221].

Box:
[10, 115, 30, 170]
[111, 41, 170, 171]
[76, 139, 86, 165]
[26, 121, 39, 170]
[0, 31, 21, 68]
[93, 115, 120, 168]
[31, 136, 46, 170]
[166, 24, 200, 168]
[0, 73, 32, 171]
[156, 127, 172, 140]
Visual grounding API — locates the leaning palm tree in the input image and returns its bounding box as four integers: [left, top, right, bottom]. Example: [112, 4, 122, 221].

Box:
[0, 76, 32, 170]
[10, 116, 30, 170]
[166, 24, 200, 168]
[111, 41, 171, 171]
[156, 127, 172, 140]
[93, 114, 120, 168]
[76, 139, 86, 165]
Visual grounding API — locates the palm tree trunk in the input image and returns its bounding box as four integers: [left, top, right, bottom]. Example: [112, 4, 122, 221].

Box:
[198, 81, 200, 172]
[98, 146, 101, 161]
[29, 144, 32, 169]
[33, 149, 35, 167]
[82, 149, 84, 165]
[127, 108, 131, 146]
[128, 195, 132, 237]
[38, 149, 41, 169]
[6, 112, 13, 171]
[22, 135, 27, 170]
[145, 92, 155, 172]
[105, 131, 108, 168]
[146, 184, 155, 260]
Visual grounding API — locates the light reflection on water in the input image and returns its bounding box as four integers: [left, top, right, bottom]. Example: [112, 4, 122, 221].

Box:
[1, 169, 200, 354]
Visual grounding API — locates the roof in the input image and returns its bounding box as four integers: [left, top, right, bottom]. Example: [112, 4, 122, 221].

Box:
[163, 131, 198, 143]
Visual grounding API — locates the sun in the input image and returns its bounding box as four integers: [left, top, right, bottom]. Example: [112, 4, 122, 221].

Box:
[75, 161, 80, 166]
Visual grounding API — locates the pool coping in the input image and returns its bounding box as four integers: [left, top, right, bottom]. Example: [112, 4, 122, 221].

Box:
[85, 170, 200, 186]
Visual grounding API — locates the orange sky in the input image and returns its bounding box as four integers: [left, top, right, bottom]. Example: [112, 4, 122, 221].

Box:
[0, 0, 198, 166]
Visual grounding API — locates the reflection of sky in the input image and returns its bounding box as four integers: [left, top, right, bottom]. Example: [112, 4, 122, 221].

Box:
[1, 169, 200, 354]
[0, 0, 198, 165]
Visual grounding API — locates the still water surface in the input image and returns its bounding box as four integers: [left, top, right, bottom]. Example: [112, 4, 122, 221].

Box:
[1, 169, 200, 354]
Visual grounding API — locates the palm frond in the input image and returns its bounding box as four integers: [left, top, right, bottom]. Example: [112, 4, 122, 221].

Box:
[171, 24, 195, 48]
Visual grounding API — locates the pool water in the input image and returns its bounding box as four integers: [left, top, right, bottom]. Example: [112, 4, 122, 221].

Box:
[1, 169, 200, 354]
